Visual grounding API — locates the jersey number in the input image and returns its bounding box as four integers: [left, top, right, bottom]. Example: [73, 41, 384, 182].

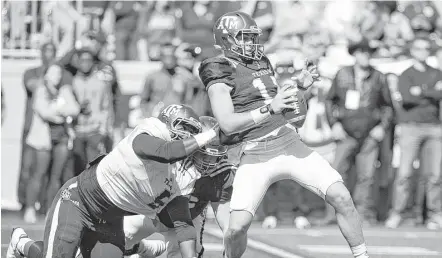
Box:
[252, 76, 278, 104]
[148, 190, 171, 210]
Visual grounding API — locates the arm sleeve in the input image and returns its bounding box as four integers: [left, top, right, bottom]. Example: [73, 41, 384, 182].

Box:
[132, 133, 188, 163]
[165, 195, 196, 244]
[198, 58, 235, 91]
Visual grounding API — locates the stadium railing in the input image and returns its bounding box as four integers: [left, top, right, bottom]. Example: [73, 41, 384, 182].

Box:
[2, 0, 85, 60]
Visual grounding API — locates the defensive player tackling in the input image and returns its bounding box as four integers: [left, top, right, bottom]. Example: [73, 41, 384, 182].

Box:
[7, 104, 219, 258]
[122, 116, 235, 258]
[199, 11, 370, 258]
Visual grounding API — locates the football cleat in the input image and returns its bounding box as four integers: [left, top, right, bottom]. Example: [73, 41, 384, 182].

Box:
[6, 228, 28, 258]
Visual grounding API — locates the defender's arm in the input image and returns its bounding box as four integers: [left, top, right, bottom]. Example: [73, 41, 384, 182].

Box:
[132, 129, 216, 163]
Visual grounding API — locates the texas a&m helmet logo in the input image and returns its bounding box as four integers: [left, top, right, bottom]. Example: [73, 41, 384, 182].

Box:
[216, 16, 241, 34]
[162, 104, 181, 118]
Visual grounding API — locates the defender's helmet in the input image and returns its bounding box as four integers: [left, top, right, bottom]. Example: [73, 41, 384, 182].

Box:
[158, 104, 202, 140]
[213, 11, 264, 60]
[192, 116, 228, 176]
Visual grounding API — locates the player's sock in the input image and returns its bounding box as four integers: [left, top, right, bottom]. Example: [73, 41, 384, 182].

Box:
[351, 243, 369, 258]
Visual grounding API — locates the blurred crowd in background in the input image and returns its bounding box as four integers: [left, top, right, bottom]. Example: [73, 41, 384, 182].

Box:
[1, 0, 442, 231]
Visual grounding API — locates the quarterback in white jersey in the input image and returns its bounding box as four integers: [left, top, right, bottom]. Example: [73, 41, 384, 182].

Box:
[7, 105, 219, 258]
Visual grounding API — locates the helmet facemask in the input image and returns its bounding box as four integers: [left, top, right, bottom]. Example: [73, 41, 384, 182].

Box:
[170, 117, 202, 140]
[229, 29, 264, 61]
[192, 144, 228, 176]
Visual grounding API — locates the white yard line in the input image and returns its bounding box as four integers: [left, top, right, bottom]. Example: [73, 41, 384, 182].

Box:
[298, 245, 441, 256]
[242, 227, 442, 239]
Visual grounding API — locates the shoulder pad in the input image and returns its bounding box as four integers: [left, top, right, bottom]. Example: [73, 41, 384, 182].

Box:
[199, 57, 235, 90]
[135, 117, 171, 141]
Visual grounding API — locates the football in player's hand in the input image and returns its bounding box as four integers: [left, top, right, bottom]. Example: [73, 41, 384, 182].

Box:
[281, 84, 308, 128]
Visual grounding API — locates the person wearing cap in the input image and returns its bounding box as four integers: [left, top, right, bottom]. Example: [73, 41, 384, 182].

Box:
[316, 39, 394, 227]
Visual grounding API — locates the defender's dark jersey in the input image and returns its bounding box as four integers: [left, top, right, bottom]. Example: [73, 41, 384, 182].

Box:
[157, 167, 234, 228]
[199, 55, 287, 145]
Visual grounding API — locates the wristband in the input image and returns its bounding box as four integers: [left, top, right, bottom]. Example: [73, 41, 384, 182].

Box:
[251, 106, 271, 124]
[193, 129, 216, 147]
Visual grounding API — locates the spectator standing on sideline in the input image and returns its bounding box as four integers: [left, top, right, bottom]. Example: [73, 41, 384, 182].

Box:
[139, 43, 187, 118]
[58, 30, 123, 149]
[24, 64, 80, 223]
[18, 42, 57, 213]
[317, 40, 394, 226]
[71, 48, 113, 175]
[385, 37, 442, 230]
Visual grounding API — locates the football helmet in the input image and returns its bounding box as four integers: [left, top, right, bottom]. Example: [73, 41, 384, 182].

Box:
[192, 116, 228, 176]
[158, 104, 202, 140]
[213, 11, 264, 60]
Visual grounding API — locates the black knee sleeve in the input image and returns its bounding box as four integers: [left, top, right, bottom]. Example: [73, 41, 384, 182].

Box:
[123, 243, 140, 256]
[27, 241, 44, 258]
